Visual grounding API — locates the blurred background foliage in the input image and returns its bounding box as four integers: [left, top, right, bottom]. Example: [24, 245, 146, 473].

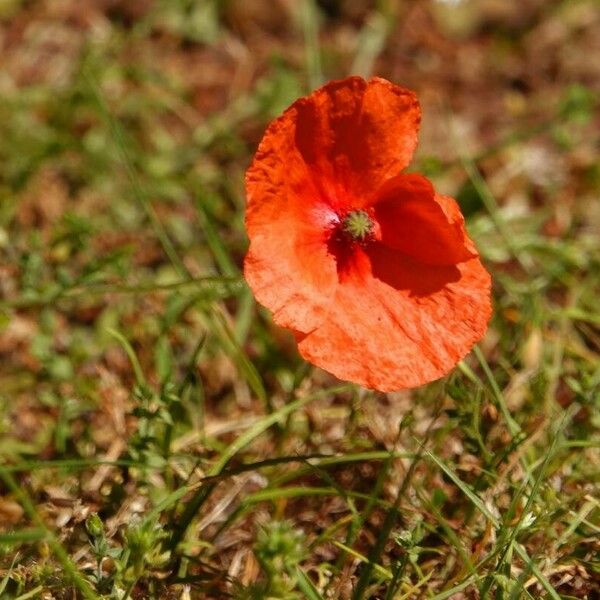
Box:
[0, 0, 599, 598]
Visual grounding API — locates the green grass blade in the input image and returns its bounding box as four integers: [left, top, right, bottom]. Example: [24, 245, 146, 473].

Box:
[351, 4, 396, 77]
[423, 448, 498, 524]
[299, 0, 323, 89]
[194, 196, 238, 277]
[334, 541, 392, 580]
[106, 327, 147, 389]
[14, 586, 45, 600]
[513, 545, 561, 600]
[207, 306, 267, 406]
[429, 576, 480, 600]
[84, 69, 190, 280]
[0, 528, 47, 544]
[473, 345, 521, 437]
[295, 567, 325, 600]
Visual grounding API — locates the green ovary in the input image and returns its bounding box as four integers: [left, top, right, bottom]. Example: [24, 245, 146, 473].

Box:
[342, 210, 373, 241]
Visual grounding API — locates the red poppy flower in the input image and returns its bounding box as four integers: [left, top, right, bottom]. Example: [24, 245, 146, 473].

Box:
[244, 76, 491, 392]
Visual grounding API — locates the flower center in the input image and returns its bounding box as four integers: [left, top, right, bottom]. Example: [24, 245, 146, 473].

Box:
[342, 210, 374, 241]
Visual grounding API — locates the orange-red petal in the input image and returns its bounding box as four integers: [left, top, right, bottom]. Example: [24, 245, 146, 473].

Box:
[374, 175, 477, 265]
[245, 91, 339, 333]
[296, 246, 492, 391]
[292, 76, 421, 207]
[244, 203, 339, 335]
